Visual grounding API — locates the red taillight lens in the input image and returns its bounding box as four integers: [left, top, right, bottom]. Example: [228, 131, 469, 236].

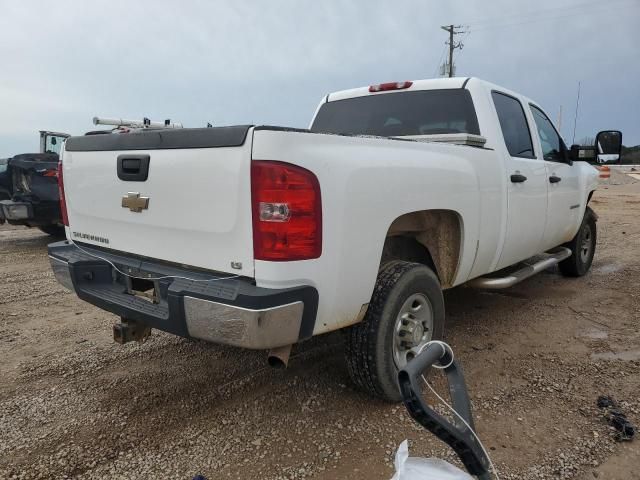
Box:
[57, 161, 69, 226]
[251, 161, 322, 261]
[369, 81, 413, 92]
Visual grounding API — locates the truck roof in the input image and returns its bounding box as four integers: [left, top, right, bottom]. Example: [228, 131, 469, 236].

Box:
[325, 77, 535, 106]
[327, 77, 471, 102]
[323, 77, 542, 120]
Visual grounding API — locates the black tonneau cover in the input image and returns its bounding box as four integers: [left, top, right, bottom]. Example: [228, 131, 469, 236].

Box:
[9, 153, 59, 170]
[65, 125, 253, 152]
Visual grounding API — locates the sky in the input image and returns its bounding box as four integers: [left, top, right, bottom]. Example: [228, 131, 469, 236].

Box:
[0, 0, 638, 157]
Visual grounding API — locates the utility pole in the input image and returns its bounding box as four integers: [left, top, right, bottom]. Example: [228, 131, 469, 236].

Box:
[572, 81, 581, 145]
[557, 105, 563, 136]
[440, 25, 465, 77]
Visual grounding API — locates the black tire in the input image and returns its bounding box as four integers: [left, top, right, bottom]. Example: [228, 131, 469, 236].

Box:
[38, 225, 65, 237]
[345, 261, 445, 402]
[559, 207, 597, 277]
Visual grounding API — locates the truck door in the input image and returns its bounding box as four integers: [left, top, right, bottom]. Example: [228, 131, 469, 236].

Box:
[529, 104, 581, 250]
[491, 91, 548, 270]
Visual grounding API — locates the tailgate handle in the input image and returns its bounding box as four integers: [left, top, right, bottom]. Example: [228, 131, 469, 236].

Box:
[117, 154, 150, 181]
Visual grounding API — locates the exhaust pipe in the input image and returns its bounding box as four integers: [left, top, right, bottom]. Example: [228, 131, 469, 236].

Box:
[267, 345, 292, 369]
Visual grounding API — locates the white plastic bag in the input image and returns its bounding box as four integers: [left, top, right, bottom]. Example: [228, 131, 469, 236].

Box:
[390, 440, 473, 480]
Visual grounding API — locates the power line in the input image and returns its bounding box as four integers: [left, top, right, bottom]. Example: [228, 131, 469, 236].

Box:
[452, 30, 471, 63]
[467, 0, 637, 32]
[432, 43, 448, 78]
[463, 0, 636, 30]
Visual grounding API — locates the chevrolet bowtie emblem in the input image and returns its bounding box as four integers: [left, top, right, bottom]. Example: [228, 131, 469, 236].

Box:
[121, 192, 149, 213]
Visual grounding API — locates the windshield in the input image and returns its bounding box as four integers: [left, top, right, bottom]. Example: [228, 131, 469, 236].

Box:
[311, 89, 480, 137]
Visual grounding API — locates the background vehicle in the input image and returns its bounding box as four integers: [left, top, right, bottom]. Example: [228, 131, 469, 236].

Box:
[0, 130, 69, 236]
[0, 158, 10, 200]
[48, 77, 621, 401]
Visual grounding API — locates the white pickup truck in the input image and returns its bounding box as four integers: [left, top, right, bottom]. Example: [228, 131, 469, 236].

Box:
[49, 77, 621, 401]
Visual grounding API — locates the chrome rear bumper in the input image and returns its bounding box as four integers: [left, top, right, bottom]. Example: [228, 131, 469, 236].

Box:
[183, 297, 304, 348]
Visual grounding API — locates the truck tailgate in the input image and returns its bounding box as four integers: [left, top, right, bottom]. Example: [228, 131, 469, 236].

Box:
[62, 126, 255, 277]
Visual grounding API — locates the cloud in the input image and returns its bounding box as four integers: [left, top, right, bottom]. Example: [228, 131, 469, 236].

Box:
[0, 0, 638, 156]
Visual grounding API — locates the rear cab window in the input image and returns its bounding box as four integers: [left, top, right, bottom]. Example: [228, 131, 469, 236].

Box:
[310, 89, 480, 137]
[491, 91, 535, 159]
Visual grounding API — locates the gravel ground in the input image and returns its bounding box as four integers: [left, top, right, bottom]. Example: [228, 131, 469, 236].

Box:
[1, 177, 639, 480]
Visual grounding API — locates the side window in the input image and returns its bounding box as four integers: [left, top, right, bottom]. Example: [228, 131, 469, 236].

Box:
[530, 105, 563, 161]
[491, 91, 534, 158]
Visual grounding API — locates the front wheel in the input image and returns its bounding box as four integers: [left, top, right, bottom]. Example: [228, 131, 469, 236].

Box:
[559, 207, 597, 277]
[345, 261, 445, 402]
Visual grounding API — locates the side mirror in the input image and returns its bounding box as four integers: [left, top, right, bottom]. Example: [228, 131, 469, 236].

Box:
[595, 130, 622, 164]
[569, 144, 596, 162]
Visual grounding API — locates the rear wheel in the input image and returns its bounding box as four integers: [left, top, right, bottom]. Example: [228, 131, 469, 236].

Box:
[38, 225, 65, 237]
[559, 207, 597, 277]
[345, 261, 445, 402]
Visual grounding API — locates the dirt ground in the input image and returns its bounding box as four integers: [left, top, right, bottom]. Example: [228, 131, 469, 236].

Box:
[1, 174, 639, 480]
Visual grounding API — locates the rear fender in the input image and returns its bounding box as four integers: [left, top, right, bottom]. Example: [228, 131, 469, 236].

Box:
[385, 210, 464, 288]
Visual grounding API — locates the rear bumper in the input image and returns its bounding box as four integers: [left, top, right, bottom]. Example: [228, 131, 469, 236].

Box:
[0, 200, 33, 220]
[0, 198, 60, 226]
[48, 241, 318, 349]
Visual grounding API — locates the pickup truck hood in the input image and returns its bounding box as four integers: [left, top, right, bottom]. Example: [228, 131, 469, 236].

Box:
[62, 126, 255, 277]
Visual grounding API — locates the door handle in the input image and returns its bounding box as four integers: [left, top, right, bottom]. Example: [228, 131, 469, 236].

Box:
[117, 154, 150, 181]
[121, 158, 141, 173]
[510, 173, 527, 183]
[549, 175, 562, 183]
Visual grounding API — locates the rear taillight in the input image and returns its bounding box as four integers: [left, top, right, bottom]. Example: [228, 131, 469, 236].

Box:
[369, 81, 413, 93]
[57, 161, 69, 226]
[251, 161, 321, 261]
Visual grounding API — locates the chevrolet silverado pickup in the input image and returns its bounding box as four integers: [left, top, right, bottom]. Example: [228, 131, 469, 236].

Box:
[48, 77, 621, 401]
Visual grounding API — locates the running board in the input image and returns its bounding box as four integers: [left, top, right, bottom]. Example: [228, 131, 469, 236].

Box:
[467, 247, 572, 290]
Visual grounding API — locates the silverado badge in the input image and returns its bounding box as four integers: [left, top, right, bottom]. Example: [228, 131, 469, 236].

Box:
[121, 192, 149, 213]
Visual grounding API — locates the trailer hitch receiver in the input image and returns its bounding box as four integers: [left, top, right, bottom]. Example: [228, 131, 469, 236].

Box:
[113, 318, 152, 344]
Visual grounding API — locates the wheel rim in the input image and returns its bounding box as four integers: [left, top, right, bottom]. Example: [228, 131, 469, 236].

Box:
[393, 293, 434, 369]
[580, 224, 593, 263]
